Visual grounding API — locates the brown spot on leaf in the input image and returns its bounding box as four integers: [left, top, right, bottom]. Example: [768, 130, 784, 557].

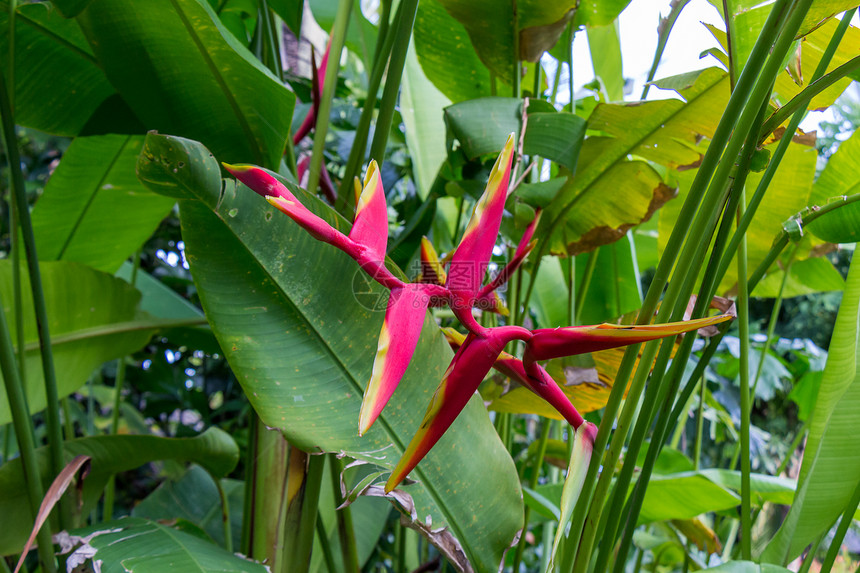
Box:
[565, 182, 677, 255]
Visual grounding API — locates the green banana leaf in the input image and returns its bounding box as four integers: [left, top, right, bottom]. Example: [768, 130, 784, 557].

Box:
[808, 127, 860, 243]
[544, 67, 731, 256]
[0, 261, 156, 425]
[76, 0, 294, 169]
[132, 465, 244, 548]
[0, 428, 239, 555]
[32, 135, 176, 273]
[137, 132, 524, 572]
[762, 254, 860, 564]
[0, 1, 115, 135]
[62, 516, 265, 572]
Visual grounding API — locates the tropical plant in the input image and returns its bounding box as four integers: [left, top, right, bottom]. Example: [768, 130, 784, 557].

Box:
[0, 0, 858, 572]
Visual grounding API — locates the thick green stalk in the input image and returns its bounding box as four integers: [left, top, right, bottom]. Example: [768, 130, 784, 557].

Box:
[0, 297, 56, 571]
[819, 480, 860, 572]
[735, 195, 752, 560]
[511, 418, 551, 571]
[0, 64, 65, 523]
[591, 158, 743, 572]
[329, 455, 360, 573]
[315, 517, 338, 573]
[8, 0, 24, 396]
[608, 96, 769, 570]
[281, 450, 325, 573]
[336, 1, 401, 212]
[371, 0, 392, 66]
[641, 0, 692, 99]
[576, 3, 800, 568]
[368, 0, 419, 164]
[307, 0, 353, 194]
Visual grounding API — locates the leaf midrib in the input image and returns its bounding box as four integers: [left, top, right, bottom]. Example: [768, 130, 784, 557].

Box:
[56, 135, 132, 261]
[167, 0, 263, 167]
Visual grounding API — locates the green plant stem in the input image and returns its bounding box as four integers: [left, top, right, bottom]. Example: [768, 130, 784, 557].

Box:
[820, 480, 860, 572]
[307, 0, 353, 194]
[776, 423, 805, 478]
[368, 0, 419, 165]
[567, 256, 576, 325]
[329, 455, 360, 573]
[798, 533, 825, 573]
[315, 516, 338, 573]
[0, 296, 56, 571]
[694, 372, 705, 470]
[8, 0, 24, 404]
[750, 244, 796, 402]
[641, 0, 691, 99]
[716, 7, 855, 287]
[606, 81, 775, 572]
[0, 66, 65, 496]
[512, 0, 520, 98]
[214, 474, 233, 553]
[511, 417, 551, 571]
[573, 249, 597, 324]
[567, 22, 574, 110]
[759, 55, 860, 141]
[371, 0, 392, 66]
[736, 195, 752, 560]
[103, 252, 141, 520]
[61, 398, 74, 442]
[748, 192, 860, 287]
[336, 2, 402, 212]
[669, 377, 697, 451]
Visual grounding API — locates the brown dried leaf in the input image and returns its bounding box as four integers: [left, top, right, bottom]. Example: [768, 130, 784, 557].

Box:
[14, 455, 91, 573]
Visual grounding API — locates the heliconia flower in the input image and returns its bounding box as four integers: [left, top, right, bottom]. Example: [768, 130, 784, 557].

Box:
[349, 161, 388, 262]
[477, 208, 541, 301]
[524, 314, 734, 363]
[359, 285, 430, 436]
[418, 236, 447, 285]
[223, 162, 403, 290]
[385, 324, 532, 492]
[446, 133, 516, 329]
[442, 327, 584, 429]
[293, 41, 331, 145]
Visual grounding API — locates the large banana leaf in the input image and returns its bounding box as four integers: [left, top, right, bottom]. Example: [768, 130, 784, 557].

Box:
[808, 127, 860, 243]
[76, 0, 294, 169]
[0, 1, 115, 135]
[132, 466, 244, 548]
[543, 67, 730, 255]
[0, 428, 239, 555]
[762, 254, 860, 564]
[64, 517, 265, 572]
[413, 0, 492, 103]
[32, 135, 176, 273]
[137, 133, 524, 572]
[0, 261, 156, 425]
